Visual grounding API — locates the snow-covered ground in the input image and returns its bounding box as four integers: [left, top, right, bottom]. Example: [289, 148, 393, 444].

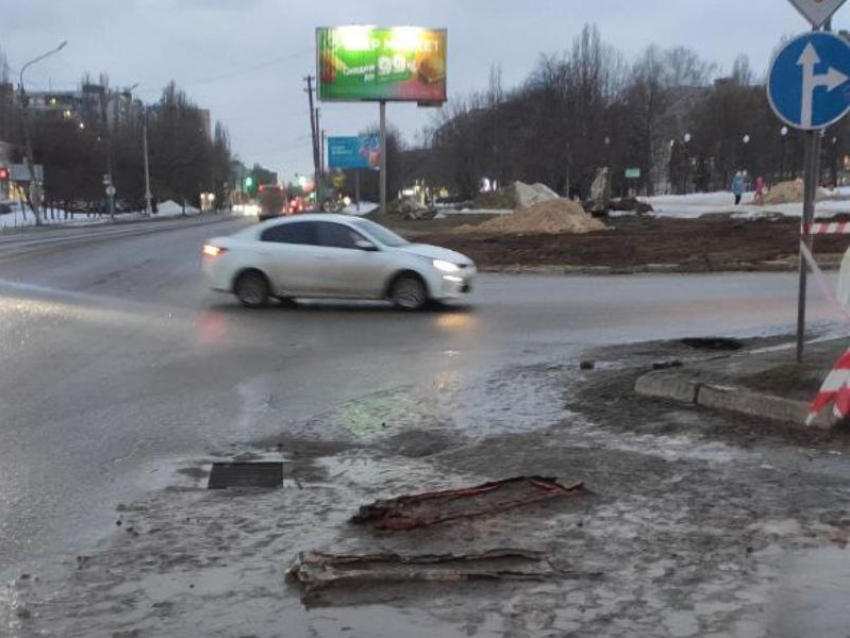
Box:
[639, 190, 850, 220]
[0, 199, 200, 230]
[0, 206, 111, 230]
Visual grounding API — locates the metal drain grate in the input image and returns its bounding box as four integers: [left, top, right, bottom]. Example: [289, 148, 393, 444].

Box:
[208, 462, 284, 489]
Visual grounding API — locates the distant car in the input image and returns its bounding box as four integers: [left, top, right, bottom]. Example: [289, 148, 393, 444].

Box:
[202, 214, 476, 310]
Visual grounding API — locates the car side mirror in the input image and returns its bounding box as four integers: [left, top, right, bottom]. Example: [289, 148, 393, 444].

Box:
[355, 239, 378, 251]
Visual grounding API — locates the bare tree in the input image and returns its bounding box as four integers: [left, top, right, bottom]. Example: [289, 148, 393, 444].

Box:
[731, 55, 756, 86]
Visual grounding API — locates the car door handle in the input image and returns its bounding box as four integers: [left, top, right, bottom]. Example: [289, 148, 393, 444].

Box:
[255, 248, 270, 255]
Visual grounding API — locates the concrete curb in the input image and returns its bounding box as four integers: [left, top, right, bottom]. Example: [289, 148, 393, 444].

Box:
[634, 370, 833, 429]
[478, 261, 842, 276]
[634, 370, 700, 403]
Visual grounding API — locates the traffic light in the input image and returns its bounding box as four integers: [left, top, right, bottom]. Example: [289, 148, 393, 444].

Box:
[244, 175, 257, 197]
[0, 167, 8, 180]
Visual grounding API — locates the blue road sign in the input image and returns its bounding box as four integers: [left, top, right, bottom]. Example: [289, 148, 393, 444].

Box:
[768, 32, 850, 130]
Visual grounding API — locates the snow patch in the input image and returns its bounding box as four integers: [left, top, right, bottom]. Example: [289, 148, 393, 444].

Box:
[156, 200, 200, 217]
[641, 191, 850, 220]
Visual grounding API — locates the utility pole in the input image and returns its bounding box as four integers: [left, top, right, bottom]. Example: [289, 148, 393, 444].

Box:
[304, 76, 321, 210]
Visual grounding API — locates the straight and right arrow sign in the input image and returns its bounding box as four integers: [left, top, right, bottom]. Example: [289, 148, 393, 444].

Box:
[788, 0, 847, 28]
[768, 32, 850, 130]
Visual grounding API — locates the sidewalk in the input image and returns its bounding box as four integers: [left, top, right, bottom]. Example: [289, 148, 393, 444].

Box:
[635, 337, 850, 428]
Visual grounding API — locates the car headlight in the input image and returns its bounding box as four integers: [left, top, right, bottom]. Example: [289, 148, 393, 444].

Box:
[433, 259, 461, 273]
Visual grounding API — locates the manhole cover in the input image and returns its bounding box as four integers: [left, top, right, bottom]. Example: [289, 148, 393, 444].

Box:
[208, 462, 284, 489]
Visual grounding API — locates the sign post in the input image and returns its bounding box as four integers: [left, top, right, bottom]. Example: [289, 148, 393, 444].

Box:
[103, 175, 116, 220]
[768, 27, 850, 361]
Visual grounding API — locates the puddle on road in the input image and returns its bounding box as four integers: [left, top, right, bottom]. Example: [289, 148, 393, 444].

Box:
[294, 363, 573, 444]
[766, 545, 850, 638]
[298, 358, 751, 467]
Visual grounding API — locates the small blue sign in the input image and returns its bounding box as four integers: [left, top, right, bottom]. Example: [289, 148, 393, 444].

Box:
[327, 135, 381, 170]
[768, 32, 850, 130]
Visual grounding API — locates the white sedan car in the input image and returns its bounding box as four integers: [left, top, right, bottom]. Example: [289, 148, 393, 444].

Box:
[202, 214, 476, 310]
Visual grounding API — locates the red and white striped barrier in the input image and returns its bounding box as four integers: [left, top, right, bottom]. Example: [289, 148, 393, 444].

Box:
[805, 222, 850, 235]
[808, 347, 850, 425]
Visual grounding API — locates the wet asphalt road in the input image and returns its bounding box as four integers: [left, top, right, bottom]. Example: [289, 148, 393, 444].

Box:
[0, 216, 839, 581]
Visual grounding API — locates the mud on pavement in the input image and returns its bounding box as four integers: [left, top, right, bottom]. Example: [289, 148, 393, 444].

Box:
[5, 339, 850, 637]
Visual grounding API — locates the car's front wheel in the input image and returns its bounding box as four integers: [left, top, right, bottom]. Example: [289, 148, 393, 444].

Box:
[389, 274, 428, 310]
[234, 270, 270, 308]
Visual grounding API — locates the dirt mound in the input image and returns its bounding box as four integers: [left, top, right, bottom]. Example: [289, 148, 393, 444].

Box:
[473, 181, 560, 210]
[763, 179, 828, 205]
[469, 199, 607, 235]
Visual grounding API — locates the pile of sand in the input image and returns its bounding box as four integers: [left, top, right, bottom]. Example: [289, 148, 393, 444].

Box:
[473, 181, 560, 210]
[470, 199, 607, 235]
[763, 179, 828, 205]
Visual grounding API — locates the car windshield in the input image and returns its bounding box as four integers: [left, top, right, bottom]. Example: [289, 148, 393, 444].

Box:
[350, 218, 409, 247]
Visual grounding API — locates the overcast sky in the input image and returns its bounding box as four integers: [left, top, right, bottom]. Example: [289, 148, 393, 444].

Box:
[0, 0, 841, 180]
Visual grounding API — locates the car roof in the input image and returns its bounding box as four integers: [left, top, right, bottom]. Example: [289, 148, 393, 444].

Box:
[261, 214, 362, 226]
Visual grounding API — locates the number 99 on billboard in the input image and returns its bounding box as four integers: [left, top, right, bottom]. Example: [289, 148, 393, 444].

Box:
[317, 26, 447, 103]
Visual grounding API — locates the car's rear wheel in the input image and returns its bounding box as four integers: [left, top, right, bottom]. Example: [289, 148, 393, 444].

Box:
[390, 274, 428, 310]
[234, 270, 270, 308]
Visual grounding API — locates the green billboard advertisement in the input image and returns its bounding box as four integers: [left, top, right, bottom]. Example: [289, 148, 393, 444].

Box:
[317, 26, 447, 103]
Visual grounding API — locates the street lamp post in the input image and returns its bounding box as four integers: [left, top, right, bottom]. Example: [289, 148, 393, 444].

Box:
[682, 133, 692, 194]
[143, 109, 153, 215]
[19, 40, 68, 226]
[122, 86, 153, 216]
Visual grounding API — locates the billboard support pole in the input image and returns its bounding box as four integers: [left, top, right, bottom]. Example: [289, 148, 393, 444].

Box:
[355, 170, 361, 213]
[379, 100, 387, 214]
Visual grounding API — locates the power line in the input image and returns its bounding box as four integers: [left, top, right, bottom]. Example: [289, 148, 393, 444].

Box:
[184, 48, 313, 88]
[217, 109, 308, 123]
[8, 47, 313, 94]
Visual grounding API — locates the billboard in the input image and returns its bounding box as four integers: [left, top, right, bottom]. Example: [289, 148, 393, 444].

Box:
[317, 26, 447, 103]
[328, 135, 381, 169]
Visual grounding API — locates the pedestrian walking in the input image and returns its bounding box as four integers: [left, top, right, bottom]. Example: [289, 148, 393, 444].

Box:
[755, 175, 766, 206]
[731, 171, 745, 206]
